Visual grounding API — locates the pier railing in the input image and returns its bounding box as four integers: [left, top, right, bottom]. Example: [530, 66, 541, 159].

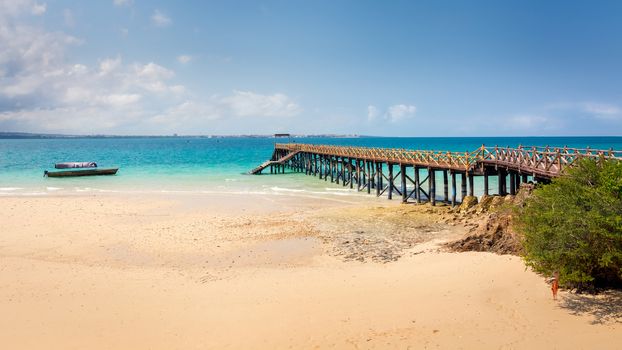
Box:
[275, 143, 622, 178]
[276, 143, 479, 172]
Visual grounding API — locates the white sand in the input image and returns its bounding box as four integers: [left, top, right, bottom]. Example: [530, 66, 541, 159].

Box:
[0, 194, 620, 349]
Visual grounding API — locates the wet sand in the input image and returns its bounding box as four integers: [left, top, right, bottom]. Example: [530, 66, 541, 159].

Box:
[0, 194, 620, 349]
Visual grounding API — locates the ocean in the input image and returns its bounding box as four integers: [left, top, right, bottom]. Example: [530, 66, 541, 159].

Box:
[1, 136, 621, 197]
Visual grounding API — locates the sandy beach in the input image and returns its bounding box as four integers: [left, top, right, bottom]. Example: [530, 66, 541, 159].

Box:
[1, 193, 621, 349]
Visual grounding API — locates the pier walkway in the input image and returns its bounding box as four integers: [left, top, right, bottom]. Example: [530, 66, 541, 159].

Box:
[252, 143, 622, 206]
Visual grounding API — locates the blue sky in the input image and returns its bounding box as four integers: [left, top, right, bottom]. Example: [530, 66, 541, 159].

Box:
[0, 0, 621, 136]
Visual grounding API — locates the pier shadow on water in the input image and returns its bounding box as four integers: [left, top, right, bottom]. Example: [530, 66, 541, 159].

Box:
[560, 290, 622, 324]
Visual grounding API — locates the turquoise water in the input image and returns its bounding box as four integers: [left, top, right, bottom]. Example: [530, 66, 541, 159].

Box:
[1, 136, 621, 197]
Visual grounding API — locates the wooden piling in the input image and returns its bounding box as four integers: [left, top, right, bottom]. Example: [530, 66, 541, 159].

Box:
[461, 173, 467, 200]
[414, 167, 421, 203]
[509, 172, 516, 195]
[429, 169, 436, 206]
[484, 172, 489, 196]
[367, 161, 372, 194]
[356, 159, 361, 191]
[388, 163, 394, 200]
[344, 158, 348, 187]
[400, 164, 407, 203]
[498, 169, 506, 195]
[349, 158, 353, 189]
[468, 173, 474, 197]
[376, 163, 381, 196]
[451, 171, 457, 207]
[443, 170, 449, 203]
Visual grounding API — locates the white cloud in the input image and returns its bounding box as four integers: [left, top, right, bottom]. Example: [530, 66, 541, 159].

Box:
[582, 102, 620, 120]
[219, 90, 301, 117]
[367, 104, 416, 123]
[386, 104, 416, 122]
[0, 4, 301, 134]
[367, 105, 379, 121]
[152, 91, 302, 128]
[31, 2, 45, 15]
[0, 7, 186, 133]
[63, 9, 74, 27]
[98, 57, 121, 75]
[177, 55, 192, 64]
[509, 114, 549, 129]
[0, 0, 42, 18]
[151, 10, 171, 27]
[113, 0, 132, 6]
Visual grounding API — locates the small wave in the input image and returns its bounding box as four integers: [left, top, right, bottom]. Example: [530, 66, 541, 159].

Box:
[269, 186, 358, 197]
[46, 187, 63, 191]
[0, 187, 24, 191]
[270, 186, 306, 193]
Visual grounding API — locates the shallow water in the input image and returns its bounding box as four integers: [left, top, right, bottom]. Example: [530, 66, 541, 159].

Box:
[1, 136, 621, 197]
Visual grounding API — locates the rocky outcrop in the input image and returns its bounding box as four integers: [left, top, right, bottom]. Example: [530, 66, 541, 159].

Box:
[459, 196, 478, 214]
[445, 183, 535, 255]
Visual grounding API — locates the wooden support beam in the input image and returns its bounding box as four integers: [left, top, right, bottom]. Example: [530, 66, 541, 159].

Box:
[451, 171, 457, 207]
[376, 163, 381, 196]
[429, 169, 436, 206]
[343, 158, 348, 187]
[349, 158, 353, 189]
[521, 174, 528, 183]
[326, 156, 330, 181]
[414, 167, 421, 203]
[380, 163, 384, 189]
[461, 173, 467, 201]
[313, 153, 317, 176]
[509, 172, 516, 195]
[443, 170, 449, 203]
[330, 157, 334, 182]
[387, 163, 394, 200]
[468, 173, 474, 197]
[498, 169, 506, 195]
[354, 159, 361, 191]
[367, 161, 372, 194]
[335, 158, 341, 185]
[400, 164, 407, 203]
[484, 172, 489, 196]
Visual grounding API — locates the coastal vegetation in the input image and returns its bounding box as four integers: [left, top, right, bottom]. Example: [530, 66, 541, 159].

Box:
[517, 159, 622, 290]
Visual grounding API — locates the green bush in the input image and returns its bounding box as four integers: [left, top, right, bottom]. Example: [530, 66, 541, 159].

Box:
[516, 158, 622, 290]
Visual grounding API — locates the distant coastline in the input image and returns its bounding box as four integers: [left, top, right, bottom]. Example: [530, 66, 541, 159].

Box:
[0, 132, 367, 139]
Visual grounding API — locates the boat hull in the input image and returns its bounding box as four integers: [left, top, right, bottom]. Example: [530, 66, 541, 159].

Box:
[45, 168, 119, 177]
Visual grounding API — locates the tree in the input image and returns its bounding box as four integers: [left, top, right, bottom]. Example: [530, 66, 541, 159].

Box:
[516, 158, 622, 290]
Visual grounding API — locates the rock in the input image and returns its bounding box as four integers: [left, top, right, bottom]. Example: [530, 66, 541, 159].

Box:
[514, 183, 535, 206]
[489, 195, 505, 211]
[459, 196, 478, 214]
[477, 195, 495, 213]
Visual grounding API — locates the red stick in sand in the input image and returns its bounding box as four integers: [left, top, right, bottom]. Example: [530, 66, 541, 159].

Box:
[551, 272, 559, 300]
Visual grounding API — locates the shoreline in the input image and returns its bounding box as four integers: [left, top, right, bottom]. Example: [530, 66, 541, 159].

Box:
[1, 193, 621, 348]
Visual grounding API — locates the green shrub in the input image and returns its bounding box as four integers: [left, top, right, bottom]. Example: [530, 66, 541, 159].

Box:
[516, 158, 622, 290]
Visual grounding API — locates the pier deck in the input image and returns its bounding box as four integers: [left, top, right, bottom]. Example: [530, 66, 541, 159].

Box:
[252, 143, 622, 206]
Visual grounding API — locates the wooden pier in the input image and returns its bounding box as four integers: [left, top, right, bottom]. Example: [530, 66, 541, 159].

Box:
[251, 143, 622, 206]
